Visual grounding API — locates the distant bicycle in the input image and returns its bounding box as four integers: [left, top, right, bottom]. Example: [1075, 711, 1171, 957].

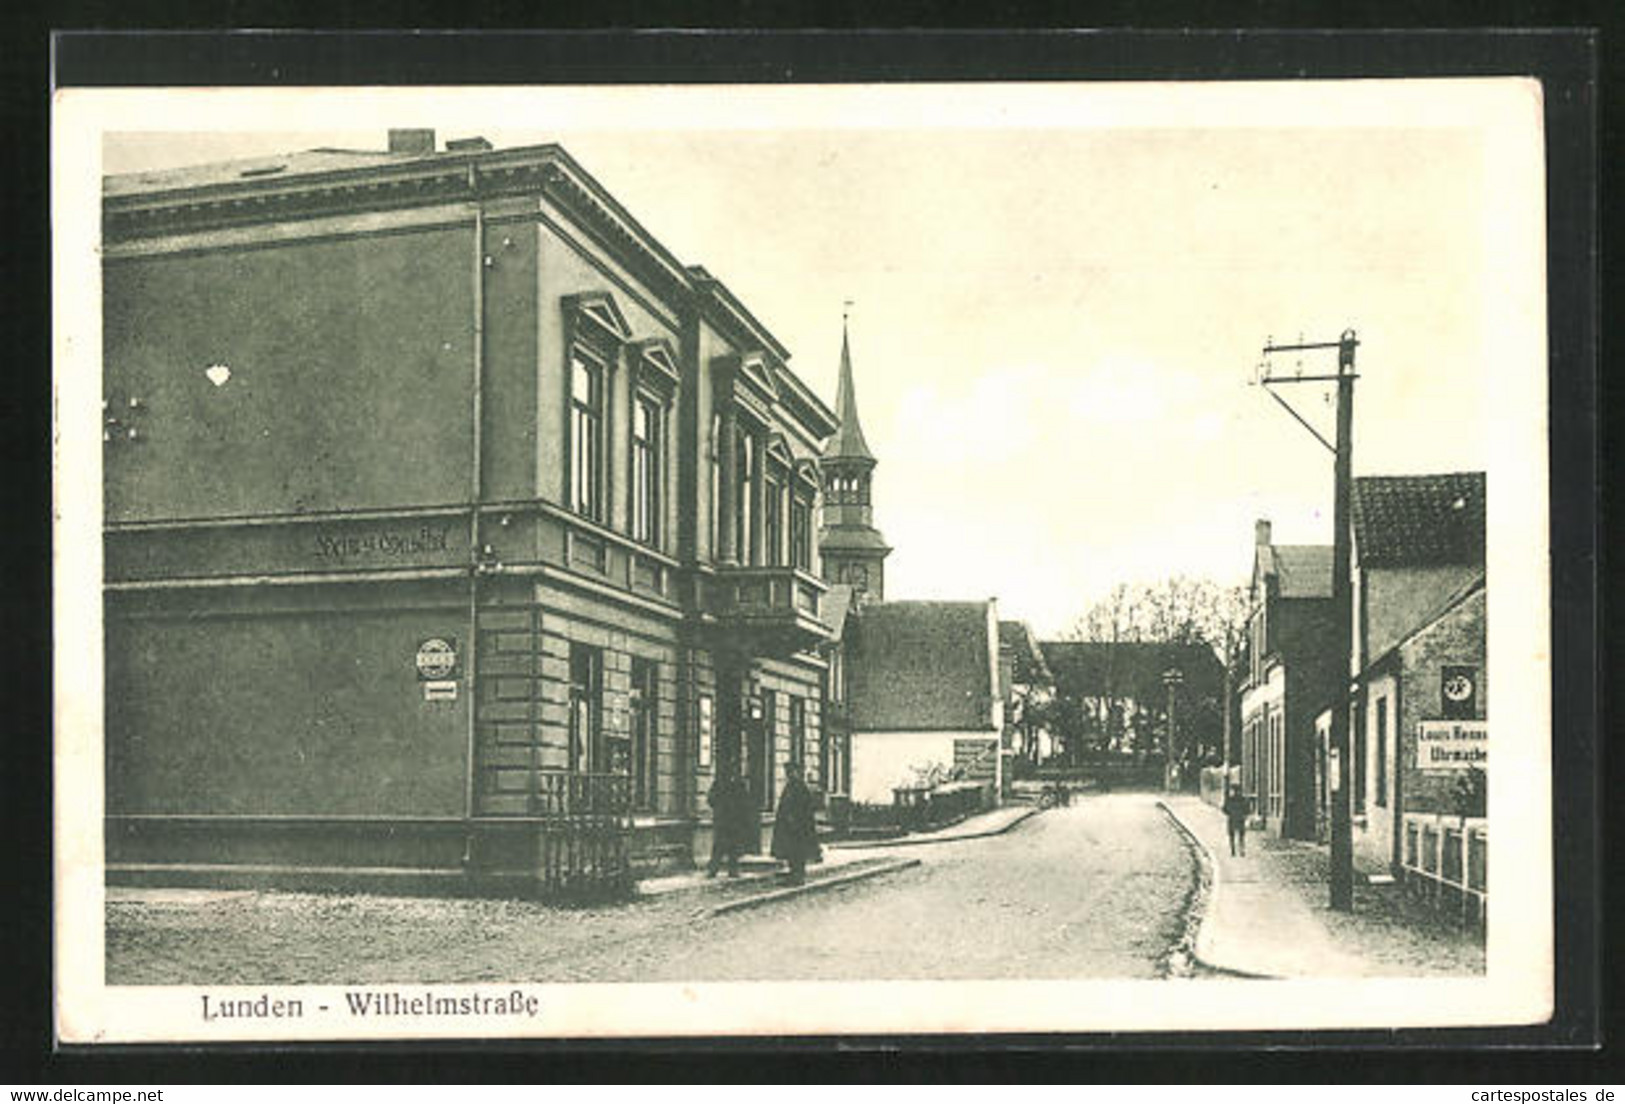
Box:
[1038, 781, 1071, 809]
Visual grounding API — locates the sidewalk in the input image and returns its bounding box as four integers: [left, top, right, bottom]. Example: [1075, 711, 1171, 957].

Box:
[637, 802, 1036, 908]
[638, 845, 904, 900]
[826, 802, 1039, 850]
[1159, 796, 1373, 978]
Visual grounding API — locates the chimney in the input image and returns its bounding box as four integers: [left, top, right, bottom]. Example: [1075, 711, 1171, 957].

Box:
[445, 136, 493, 152]
[1255, 519, 1272, 547]
[387, 129, 436, 156]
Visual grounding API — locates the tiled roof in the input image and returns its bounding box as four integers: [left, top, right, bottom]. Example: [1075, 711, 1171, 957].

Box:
[847, 601, 997, 732]
[999, 620, 1054, 685]
[1353, 472, 1486, 567]
[1039, 641, 1225, 704]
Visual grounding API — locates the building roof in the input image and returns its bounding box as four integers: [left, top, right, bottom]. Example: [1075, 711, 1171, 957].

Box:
[1260, 544, 1335, 599]
[1352, 472, 1486, 568]
[1368, 571, 1486, 672]
[822, 322, 876, 464]
[818, 525, 893, 553]
[821, 583, 858, 642]
[1039, 640, 1225, 704]
[999, 620, 1054, 686]
[104, 148, 415, 197]
[847, 601, 998, 732]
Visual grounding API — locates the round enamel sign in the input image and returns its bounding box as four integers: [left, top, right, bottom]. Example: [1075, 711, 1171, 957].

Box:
[415, 638, 458, 680]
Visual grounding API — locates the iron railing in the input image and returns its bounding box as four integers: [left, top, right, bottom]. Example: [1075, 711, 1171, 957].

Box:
[530, 769, 633, 900]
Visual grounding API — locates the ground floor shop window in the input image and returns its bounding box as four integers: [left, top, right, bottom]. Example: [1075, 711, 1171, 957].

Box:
[630, 658, 658, 811]
[696, 693, 714, 768]
[823, 730, 845, 796]
[750, 691, 776, 811]
[569, 644, 603, 774]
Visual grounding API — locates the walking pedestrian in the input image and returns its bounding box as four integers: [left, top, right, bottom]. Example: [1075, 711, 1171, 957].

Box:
[1222, 784, 1249, 857]
[706, 768, 751, 878]
[770, 762, 822, 885]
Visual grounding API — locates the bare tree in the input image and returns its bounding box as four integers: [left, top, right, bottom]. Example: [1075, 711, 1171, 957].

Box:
[1059, 576, 1250, 767]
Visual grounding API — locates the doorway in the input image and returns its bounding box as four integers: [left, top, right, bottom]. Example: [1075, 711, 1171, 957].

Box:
[746, 690, 775, 812]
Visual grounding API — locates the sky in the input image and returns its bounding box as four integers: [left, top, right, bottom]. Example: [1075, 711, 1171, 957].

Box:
[98, 84, 1520, 637]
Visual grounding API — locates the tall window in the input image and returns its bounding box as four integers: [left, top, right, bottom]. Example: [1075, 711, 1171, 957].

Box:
[791, 487, 812, 571]
[570, 352, 605, 521]
[1354, 702, 1368, 811]
[631, 393, 660, 546]
[764, 469, 784, 566]
[568, 644, 603, 775]
[630, 659, 658, 811]
[758, 690, 776, 811]
[1374, 696, 1388, 808]
[789, 697, 806, 770]
[735, 433, 756, 564]
[696, 693, 714, 768]
[708, 413, 722, 560]
[824, 728, 844, 796]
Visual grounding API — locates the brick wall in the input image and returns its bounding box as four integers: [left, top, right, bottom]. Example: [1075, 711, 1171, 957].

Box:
[1398, 587, 1487, 819]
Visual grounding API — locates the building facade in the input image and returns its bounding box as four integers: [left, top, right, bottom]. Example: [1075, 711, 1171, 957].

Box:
[844, 600, 1005, 805]
[1334, 472, 1487, 880]
[102, 132, 842, 893]
[1236, 520, 1338, 840]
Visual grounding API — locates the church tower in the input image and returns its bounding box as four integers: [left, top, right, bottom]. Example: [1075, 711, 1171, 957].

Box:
[819, 310, 892, 600]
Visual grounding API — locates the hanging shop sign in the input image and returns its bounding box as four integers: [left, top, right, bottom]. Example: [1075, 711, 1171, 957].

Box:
[1416, 720, 1488, 771]
[415, 637, 460, 681]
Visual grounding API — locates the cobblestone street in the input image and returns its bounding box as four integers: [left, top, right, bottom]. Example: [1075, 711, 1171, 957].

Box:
[107, 794, 1197, 985]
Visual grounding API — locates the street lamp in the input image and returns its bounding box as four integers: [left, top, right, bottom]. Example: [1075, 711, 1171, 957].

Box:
[1162, 667, 1184, 792]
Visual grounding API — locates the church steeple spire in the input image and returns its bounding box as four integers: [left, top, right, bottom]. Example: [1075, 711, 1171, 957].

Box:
[827, 313, 876, 463]
[819, 304, 891, 600]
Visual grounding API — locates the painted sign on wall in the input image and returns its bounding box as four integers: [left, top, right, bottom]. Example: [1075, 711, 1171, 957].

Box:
[1416, 721, 1488, 771]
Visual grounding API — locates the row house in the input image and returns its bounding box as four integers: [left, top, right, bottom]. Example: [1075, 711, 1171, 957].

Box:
[1322, 472, 1487, 917]
[1236, 522, 1339, 840]
[101, 131, 841, 895]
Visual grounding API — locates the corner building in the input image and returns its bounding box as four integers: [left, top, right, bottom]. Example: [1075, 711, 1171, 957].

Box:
[102, 132, 839, 893]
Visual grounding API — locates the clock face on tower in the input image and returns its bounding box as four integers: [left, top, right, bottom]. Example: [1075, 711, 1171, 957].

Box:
[843, 563, 870, 591]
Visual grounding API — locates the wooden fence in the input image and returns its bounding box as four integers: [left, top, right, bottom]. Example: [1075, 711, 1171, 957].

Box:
[1402, 811, 1487, 928]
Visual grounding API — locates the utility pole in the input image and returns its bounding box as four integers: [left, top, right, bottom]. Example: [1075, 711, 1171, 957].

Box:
[1257, 329, 1358, 912]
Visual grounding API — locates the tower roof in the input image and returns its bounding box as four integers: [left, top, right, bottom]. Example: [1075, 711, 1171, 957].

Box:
[823, 321, 876, 463]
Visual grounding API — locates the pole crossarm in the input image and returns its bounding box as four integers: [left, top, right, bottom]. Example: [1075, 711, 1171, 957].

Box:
[1259, 373, 1360, 384]
[1262, 340, 1347, 353]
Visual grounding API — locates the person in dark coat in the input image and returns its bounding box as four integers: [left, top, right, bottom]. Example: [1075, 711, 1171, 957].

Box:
[1222, 784, 1250, 857]
[706, 768, 752, 878]
[771, 762, 822, 885]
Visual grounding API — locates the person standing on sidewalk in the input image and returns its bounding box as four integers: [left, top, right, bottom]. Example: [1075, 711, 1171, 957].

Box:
[706, 768, 751, 878]
[771, 762, 822, 885]
[1222, 784, 1250, 857]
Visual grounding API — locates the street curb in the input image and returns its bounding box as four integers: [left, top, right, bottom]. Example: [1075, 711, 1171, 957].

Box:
[708, 857, 921, 917]
[826, 806, 1041, 850]
[1155, 799, 1278, 981]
